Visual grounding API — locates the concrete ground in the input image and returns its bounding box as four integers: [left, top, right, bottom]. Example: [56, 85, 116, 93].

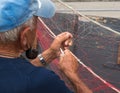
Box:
[54, 2, 120, 18]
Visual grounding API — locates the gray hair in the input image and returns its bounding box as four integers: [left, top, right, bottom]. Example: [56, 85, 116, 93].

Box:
[0, 16, 37, 42]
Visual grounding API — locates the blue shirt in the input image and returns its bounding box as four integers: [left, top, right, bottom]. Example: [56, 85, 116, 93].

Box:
[0, 57, 73, 93]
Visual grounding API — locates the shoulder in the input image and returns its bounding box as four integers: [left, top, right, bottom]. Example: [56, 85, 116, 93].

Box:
[28, 67, 72, 93]
[28, 67, 63, 86]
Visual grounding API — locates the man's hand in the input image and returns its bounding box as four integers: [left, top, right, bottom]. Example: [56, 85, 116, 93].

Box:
[58, 49, 79, 75]
[49, 32, 73, 57]
[58, 49, 92, 93]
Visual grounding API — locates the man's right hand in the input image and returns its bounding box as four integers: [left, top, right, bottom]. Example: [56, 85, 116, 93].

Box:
[58, 49, 92, 93]
[58, 49, 79, 75]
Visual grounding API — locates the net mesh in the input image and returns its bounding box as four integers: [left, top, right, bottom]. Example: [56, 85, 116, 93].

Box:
[37, 1, 120, 93]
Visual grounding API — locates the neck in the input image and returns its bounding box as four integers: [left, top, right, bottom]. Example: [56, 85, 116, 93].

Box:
[0, 43, 22, 58]
[0, 51, 20, 58]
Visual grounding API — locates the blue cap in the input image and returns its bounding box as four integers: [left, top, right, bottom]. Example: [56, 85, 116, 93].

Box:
[0, 0, 55, 32]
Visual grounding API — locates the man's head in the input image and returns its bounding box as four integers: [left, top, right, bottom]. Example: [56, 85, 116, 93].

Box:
[0, 0, 55, 58]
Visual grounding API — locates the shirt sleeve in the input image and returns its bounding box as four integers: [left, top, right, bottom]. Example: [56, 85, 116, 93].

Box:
[28, 67, 73, 93]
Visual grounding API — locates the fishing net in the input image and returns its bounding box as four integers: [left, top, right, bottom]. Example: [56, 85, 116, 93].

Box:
[37, 1, 120, 93]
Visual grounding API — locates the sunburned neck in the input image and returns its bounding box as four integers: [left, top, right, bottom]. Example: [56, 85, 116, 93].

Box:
[0, 45, 22, 58]
[0, 52, 20, 58]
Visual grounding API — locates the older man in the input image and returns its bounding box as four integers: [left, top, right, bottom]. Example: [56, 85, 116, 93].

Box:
[0, 0, 92, 93]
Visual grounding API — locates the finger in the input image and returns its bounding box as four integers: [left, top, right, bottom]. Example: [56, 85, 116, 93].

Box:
[56, 32, 73, 44]
[65, 39, 73, 46]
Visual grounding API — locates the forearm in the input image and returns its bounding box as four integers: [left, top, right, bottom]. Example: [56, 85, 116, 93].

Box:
[30, 48, 57, 67]
[41, 48, 57, 63]
[64, 72, 92, 93]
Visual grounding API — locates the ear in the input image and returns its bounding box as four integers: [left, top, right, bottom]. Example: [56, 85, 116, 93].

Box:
[20, 27, 30, 50]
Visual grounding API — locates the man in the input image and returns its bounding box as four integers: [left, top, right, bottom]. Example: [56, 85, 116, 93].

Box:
[0, 0, 92, 93]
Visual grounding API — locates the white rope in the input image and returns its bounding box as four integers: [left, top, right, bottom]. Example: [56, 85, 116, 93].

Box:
[56, 0, 120, 36]
[38, 17, 120, 93]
